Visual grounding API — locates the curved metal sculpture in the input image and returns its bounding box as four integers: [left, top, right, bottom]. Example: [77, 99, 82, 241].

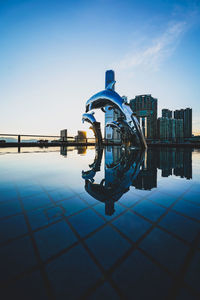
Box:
[82, 70, 147, 149]
[82, 113, 102, 146]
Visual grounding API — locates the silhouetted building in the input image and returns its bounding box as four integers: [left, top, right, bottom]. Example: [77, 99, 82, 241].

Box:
[175, 119, 184, 141]
[162, 109, 172, 118]
[130, 94, 157, 139]
[174, 109, 184, 120]
[157, 117, 169, 140]
[132, 149, 157, 190]
[174, 108, 192, 138]
[157, 148, 192, 179]
[60, 129, 67, 142]
[157, 148, 174, 177]
[184, 108, 192, 138]
[60, 146, 67, 157]
[75, 131, 87, 142]
[157, 117, 183, 141]
[169, 119, 176, 141]
[77, 146, 87, 155]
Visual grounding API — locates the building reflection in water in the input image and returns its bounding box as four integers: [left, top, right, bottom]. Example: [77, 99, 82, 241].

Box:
[80, 146, 192, 216]
[156, 148, 192, 180]
[60, 146, 87, 157]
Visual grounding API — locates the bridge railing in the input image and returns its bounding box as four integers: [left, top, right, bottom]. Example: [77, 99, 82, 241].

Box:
[0, 134, 96, 145]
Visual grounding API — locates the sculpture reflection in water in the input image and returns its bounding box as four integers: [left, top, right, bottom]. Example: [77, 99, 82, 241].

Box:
[82, 146, 144, 216]
[82, 70, 147, 149]
[81, 146, 193, 215]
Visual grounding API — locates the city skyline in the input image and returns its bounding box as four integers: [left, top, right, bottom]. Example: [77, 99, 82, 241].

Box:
[0, 0, 200, 136]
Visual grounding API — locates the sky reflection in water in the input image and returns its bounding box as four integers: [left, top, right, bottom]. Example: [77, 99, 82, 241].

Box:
[0, 146, 200, 300]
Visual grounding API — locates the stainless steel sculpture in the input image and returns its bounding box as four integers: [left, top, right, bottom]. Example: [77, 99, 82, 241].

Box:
[82, 70, 147, 149]
[82, 113, 102, 146]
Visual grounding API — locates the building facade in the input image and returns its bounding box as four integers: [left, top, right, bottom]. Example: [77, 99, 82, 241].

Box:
[130, 95, 157, 139]
[162, 109, 172, 119]
[157, 117, 183, 141]
[157, 117, 169, 140]
[174, 108, 192, 138]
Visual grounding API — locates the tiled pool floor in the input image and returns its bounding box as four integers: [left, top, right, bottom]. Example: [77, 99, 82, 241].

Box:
[0, 147, 200, 299]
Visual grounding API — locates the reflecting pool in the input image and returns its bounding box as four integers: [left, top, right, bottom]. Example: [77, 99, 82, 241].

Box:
[0, 146, 200, 299]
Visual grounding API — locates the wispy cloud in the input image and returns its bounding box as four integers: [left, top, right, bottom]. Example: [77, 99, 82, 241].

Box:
[114, 8, 199, 72]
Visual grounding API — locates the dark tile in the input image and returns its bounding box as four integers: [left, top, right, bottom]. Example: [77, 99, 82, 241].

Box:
[0, 236, 37, 282]
[113, 249, 171, 300]
[159, 211, 200, 243]
[158, 183, 188, 197]
[60, 196, 88, 216]
[147, 191, 176, 208]
[185, 250, 200, 294]
[34, 220, 77, 260]
[0, 198, 22, 218]
[27, 204, 55, 230]
[0, 187, 18, 202]
[118, 192, 141, 207]
[18, 184, 44, 198]
[132, 200, 166, 222]
[48, 187, 75, 202]
[2, 271, 48, 300]
[0, 214, 28, 243]
[190, 184, 200, 194]
[44, 206, 63, 221]
[69, 209, 105, 237]
[22, 192, 51, 211]
[140, 228, 189, 273]
[131, 188, 153, 198]
[93, 202, 125, 220]
[79, 192, 99, 205]
[173, 200, 200, 221]
[112, 211, 151, 242]
[88, 282, 120, 300]
[182, 191, 200, 207]
[86, 226, 131, 270]
[47, 244, 101, 299]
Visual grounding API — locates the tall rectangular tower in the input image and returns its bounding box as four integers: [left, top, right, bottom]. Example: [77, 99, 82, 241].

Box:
[174, 108, 192, 138]
[104, 70, 121, 142]
[184, 108, 192, 138]
[162, 109, 172, 118]
[130, 95, 157, 139]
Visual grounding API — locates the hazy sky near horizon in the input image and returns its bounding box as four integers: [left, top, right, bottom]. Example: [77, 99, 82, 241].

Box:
[0, 0, 200, 136]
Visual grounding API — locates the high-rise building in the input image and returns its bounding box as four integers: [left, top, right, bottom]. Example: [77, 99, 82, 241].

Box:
[162, 109, 172, 118]
[157, 117, 183, 141]
[132, 149, 157, 190]
[175, 119, 184, 141]
[184, 108, 192, 138]
[174, 108, 192, 138]
[104, 70, 121, 142]
[157, 117, 169, 140]
[174, 109, 184, 120]
[169, 118, 176, 141]
[130, 95, 157, 139]
[105, 70, 115, 89]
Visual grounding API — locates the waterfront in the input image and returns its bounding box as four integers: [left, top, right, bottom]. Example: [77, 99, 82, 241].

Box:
[0, 146, 200, 299]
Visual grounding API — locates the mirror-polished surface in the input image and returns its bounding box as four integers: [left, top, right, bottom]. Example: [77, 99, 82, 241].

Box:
[0, 146, 200, 299]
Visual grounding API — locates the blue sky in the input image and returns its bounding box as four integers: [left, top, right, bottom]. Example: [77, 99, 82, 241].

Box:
[0, 0, 200, 135]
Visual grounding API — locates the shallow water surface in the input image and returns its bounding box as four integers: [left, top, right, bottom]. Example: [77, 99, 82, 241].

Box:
[0, 146, 200, 299]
